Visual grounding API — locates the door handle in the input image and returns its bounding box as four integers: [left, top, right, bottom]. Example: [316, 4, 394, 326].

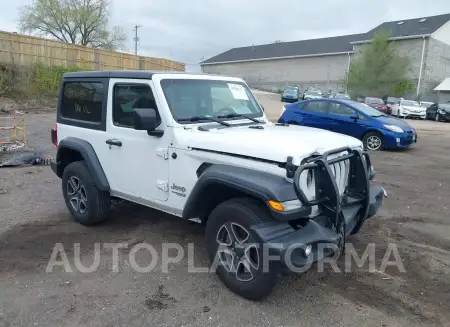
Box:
[106, 139, 122, 147]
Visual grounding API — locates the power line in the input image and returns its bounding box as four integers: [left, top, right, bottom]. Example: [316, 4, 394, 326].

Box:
[133, 25, 141, 55]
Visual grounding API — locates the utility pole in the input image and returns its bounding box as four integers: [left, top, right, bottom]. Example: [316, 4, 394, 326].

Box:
[133, 25, 141, 55]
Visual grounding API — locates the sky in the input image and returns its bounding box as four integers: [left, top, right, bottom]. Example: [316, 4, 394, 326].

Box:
[2, 0, 450, 72]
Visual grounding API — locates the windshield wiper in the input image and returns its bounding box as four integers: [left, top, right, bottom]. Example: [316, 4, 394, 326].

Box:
[217, 113, 263, 123]
[177, 116, 231, 127]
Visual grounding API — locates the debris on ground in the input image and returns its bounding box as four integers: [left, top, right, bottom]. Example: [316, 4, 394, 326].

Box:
[0, 152, 50, 168]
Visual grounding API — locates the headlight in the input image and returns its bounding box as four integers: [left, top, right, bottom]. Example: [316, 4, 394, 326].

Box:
[281, 106, 286, 116]
[384, 125, 404, 133]
[438, 109, 446, 115]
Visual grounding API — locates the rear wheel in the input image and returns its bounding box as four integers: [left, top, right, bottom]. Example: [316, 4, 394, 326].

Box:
[205, 197, 280, 301]
[363, 132, 384, 151]
[62, 161, 111, 226]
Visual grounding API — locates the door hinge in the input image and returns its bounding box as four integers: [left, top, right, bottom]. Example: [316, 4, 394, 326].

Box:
[157, 148, 169, 160]
[157, 180, 168, 192]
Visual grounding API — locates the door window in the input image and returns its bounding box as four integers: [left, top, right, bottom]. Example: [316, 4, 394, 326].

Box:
[303, 101, 328, 113]
[112, 84, 161, 128]
[328, 103, 355, 117]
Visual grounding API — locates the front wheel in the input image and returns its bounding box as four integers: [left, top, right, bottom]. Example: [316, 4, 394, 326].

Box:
[436, 113, 440, 122]
[363, 132, 384, 151]
[205, 198, 280, 301]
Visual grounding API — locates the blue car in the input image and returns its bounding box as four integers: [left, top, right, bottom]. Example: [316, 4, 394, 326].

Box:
[279, 99, 417, 150]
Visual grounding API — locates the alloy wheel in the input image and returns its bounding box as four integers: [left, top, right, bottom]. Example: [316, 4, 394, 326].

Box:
[67, 176, 88, 214]
[216, 222, 259, 282]
[366, 135, 382, 151]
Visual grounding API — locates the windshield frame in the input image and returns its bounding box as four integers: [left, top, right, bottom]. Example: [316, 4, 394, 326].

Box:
[158, 77, 265, 125]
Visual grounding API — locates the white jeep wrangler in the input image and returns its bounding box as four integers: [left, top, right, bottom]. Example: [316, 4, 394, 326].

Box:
[50, 71, 385, 300]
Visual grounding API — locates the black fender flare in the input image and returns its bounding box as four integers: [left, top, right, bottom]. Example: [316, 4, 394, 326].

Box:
[182, 164, 310, 221]
[56, 137, 110, 191]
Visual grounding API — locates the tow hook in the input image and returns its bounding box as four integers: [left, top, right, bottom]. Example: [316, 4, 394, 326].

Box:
[285, 156, 296, 178]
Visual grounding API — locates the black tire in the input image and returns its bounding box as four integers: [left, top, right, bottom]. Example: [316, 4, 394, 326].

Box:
[435, 113, 440, 122]
[362, 132, 384, 151]
[62, 161, 110, 226]
[205, 197, 279, 301]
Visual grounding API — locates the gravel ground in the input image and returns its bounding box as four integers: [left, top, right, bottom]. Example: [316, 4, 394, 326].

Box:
[1, 94, 450, 327]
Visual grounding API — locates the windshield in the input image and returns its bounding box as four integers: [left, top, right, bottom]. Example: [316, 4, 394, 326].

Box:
[366, 97, 384, 104]
[335, 93, 350, 99]
[160, 79, 264, 123]
[402, 100, 420, 107]
[284, 88, 297, 94]
[345, 101, 386, 117]
[387, 97, 400, 103]
[306, 90, 322, 96]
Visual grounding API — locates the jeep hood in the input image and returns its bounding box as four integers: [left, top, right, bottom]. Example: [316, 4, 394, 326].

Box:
[177, 122, 362, 164]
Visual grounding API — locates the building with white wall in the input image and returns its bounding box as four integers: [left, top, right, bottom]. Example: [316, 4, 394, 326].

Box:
[201, 13, 450, 99]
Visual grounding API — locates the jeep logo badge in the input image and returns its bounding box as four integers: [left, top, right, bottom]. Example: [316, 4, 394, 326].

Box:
[171, 183, 186, 197]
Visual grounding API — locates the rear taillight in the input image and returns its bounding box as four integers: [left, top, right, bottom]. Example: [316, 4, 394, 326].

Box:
[51, 124, 58, 147]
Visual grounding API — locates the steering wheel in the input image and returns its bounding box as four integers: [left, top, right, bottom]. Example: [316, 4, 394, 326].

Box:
[216, 107, 236, 116]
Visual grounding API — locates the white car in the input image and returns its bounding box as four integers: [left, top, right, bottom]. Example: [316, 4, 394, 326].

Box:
[420, 101, 434, 108]
[302, 88, 323, 100]
[391, 99, 426, 119]
[50, 71, 385, 300]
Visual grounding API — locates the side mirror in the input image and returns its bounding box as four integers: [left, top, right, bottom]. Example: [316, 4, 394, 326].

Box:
[133, 108, 164, 137]
[350, 113, 359, 121]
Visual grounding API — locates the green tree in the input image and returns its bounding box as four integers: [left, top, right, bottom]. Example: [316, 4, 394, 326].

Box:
[347, 30, 411, 97]
[18, 0, 127, 51]
[392, 80, 415, 97]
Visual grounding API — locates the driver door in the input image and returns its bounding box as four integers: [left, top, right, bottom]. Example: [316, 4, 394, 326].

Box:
[96, 79, 171, 202]
[325, 102, 364, 138]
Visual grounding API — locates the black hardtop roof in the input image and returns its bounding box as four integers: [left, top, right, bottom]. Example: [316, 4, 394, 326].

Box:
[63, 70, 210, 79]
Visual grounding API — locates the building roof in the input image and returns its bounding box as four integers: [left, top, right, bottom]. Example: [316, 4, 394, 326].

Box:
[352, 13, 450, 44]
[434, 77, 450, 91]
[202, 13, 450, 65]
[202, 34, 365, 64]
[63, 70, 205, 79]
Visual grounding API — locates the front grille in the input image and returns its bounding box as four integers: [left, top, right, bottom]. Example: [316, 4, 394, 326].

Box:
[328, 151, 351, 197]
[293, 147, 369, 227]
[297, 151, 350, 202]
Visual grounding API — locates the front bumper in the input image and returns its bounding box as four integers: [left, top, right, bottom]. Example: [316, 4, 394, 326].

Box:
[401, 110, 426, 118]
[251, 148, 385, 270]
[383, 130, 417, 149]
[282, 96, 298, 103]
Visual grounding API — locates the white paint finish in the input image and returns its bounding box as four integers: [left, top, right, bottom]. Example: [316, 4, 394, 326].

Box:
[172, 122, 361, 165]
[391, 101, 426, 118]
[431, 20, 450, 45]
[99, 78, 172, 202]
[58, 73, 364, 219]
